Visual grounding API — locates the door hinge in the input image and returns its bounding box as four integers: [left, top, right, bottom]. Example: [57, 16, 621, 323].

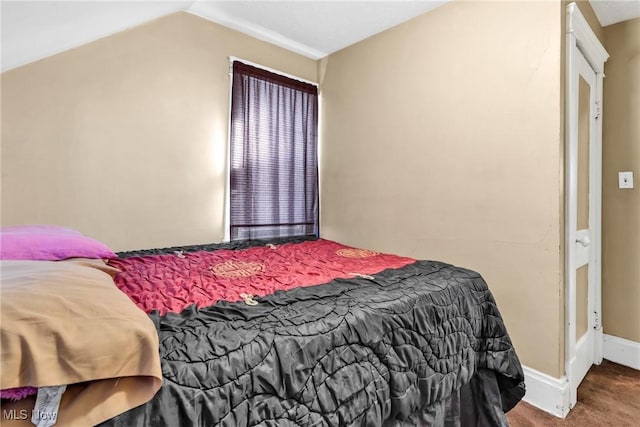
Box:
[595, 101, 602, 120]
[593, 311, 601, 330]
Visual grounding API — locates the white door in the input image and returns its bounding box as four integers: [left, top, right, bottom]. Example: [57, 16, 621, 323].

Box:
[565, 2, 608, 410]
[567, 50, 599, 400]
[566, 38, 604, 409]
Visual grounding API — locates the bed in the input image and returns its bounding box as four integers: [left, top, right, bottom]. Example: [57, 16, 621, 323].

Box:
[1, 229, 525, 426]
[100, 236, 525, 426]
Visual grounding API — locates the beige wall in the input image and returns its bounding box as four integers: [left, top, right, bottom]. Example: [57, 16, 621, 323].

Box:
[4, 0, 626, 376]
[0, 12, 317, 251]
[602, 18, 640, 343]
[320, 1, 564, 376]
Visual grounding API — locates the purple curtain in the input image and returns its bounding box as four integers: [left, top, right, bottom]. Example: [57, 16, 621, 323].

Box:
[230, 61, 318, 240]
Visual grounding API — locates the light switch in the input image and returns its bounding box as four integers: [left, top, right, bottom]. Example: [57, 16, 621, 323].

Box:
[618, 171, 634, 189]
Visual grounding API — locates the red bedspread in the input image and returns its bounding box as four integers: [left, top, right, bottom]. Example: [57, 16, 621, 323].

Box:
[108, 239, 415, 314]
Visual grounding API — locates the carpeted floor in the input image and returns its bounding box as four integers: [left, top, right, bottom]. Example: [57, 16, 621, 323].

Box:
[507, 360, 640, 426]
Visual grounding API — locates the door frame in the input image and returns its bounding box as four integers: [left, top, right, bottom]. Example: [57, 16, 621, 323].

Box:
[565, 2, 608, 408]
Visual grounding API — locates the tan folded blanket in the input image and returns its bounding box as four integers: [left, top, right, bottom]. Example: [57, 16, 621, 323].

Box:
[1, 258, 162, 426]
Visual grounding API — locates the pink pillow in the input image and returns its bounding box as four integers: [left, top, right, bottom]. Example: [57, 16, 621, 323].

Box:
[0, 225, 116, 261]
[0, 386, 37, 401]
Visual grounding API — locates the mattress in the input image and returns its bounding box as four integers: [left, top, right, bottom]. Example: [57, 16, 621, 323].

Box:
[100, 237, 525, 426]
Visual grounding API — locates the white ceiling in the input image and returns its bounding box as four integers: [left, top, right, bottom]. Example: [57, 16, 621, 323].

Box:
[1, 1, 189, 72]
[1, 1, 639, 73]
[590, 0, 640, 26]
[0, 0, 447, 72]
[188, 1, 448, 59]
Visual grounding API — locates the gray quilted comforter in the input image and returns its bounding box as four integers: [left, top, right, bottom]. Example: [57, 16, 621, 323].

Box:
[100, 239, 525, 426]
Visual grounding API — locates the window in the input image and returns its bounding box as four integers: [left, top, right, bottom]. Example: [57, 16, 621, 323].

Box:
[229, 61, 319, 240]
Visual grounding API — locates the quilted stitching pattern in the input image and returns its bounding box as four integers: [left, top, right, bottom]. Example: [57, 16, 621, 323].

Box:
[103, 259, 524, 426]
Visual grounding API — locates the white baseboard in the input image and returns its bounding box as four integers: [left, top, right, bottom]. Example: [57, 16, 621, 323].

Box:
[521, 365, 570, 418]
[520, 336, 639, 418]
[603, 334, 640, 370]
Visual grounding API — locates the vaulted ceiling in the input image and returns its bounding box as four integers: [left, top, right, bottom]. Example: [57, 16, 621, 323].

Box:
[1, 1, 639, 73]
[590, 0, 640, 26]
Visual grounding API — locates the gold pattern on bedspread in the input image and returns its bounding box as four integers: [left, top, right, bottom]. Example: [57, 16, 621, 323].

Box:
[209, 260, 265, 278]
[336, 248, 380, 258]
